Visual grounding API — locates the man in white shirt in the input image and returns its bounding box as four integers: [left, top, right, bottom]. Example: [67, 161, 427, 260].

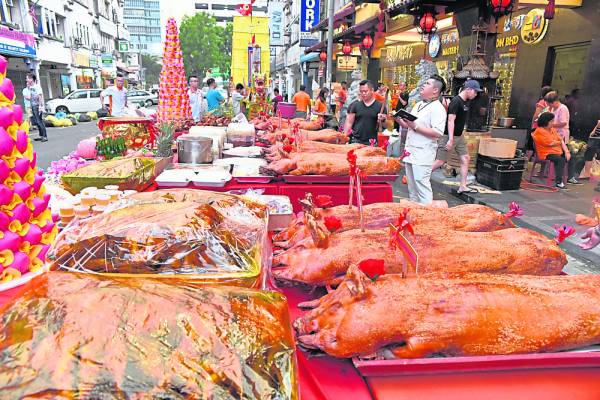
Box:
[188, 75, 203, 121]
[100, 75, 127, 116]
[24, 73, 48, 141]
[396, 75, 447, 204]
[231, 83, 246, 116]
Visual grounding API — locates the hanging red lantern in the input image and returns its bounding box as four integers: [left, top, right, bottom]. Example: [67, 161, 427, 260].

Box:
[319, 50, 327, 62]
[544, 0, 556, 20]
[342, 41, 352, 55]
[489, 0, 514, 19]
[417, 11, 437, 35]
[362, 34, 373, 49]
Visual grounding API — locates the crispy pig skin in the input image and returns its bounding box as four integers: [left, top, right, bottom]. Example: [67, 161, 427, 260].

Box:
[273, 227, 566, 286]
[295, 270, 600, 359]
[273, 202, 514, 248]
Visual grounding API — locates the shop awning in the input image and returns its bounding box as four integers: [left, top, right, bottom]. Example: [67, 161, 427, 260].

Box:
[303, 14, 379, 54]
[300, 52, 320, 63]
[311, 4, 356, 33]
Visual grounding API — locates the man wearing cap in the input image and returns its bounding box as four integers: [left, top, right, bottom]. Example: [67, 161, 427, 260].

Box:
[433, 79, 482, 193]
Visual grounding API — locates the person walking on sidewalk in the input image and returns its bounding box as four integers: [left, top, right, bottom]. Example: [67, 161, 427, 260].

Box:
[531, 112, 581, 188]
[432, 79, 482, 193]
[544, 91, 570, 143]
[24, 73, 47, 142]
[188, 75, 203, 121]
[101, 75, 128, 116]
[396, 75, 447, 204]
[292, 85, 311, 118]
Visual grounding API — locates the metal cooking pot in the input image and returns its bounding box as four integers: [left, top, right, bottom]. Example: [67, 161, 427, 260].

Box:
[497, 117, 515, 127]
[177, 136, 213, 164]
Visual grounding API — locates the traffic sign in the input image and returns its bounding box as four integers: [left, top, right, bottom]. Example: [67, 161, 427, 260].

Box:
[118, 41, 130, 52]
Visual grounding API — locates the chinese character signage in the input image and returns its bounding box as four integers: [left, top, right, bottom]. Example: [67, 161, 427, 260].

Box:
[269, 3, 284, 46]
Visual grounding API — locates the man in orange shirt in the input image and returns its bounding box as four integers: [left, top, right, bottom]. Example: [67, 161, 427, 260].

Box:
[292, 85, 311, 118]
[373, 83, 387, 103]
[532, 112, 580, 188]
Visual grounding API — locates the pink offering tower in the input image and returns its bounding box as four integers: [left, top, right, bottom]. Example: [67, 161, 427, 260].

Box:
[0, 55, 57, 283]
[157, 18, 192, 123]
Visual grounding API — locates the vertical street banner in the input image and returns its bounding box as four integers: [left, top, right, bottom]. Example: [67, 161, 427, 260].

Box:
[300, 0, 320, 32]
[269, 3, 284, 46]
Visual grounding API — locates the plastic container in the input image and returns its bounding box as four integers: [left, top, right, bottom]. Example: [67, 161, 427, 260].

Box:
[278, 102, 296, 119]
[476, 154, 526, 190]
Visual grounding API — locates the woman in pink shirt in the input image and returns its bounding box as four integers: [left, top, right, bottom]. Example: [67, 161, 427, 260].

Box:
[544, 91, 570, 142]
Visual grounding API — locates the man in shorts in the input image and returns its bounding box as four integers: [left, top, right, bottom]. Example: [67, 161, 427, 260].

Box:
[432, 79, 482, 193]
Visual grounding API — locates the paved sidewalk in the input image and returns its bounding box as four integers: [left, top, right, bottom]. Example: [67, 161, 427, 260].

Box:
[429, 170, 600, 274]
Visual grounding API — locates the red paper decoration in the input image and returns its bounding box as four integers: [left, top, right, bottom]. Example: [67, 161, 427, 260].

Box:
[489, 0, 514, 19]
[342, 41, 352, 55]
[362, 34, 373, 49]
[544, 0, 556, 20]
[319, 50, 327, 62]
[417, 12, 437, 35]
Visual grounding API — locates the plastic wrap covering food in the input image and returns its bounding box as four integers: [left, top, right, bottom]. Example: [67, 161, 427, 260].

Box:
[47, 190, 270, 288]
[61, 157, 162, 194]
[0, 272, 299, 399]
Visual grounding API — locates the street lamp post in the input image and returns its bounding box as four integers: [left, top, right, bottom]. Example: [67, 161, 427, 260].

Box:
[326, 0, 334, 94]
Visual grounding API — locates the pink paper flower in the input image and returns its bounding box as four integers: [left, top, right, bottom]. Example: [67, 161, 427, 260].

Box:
[554, 224, 576, 244]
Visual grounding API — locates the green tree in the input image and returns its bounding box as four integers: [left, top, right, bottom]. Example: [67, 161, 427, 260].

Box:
[179, 13, 232, 79]
[141, 54, 161, 86]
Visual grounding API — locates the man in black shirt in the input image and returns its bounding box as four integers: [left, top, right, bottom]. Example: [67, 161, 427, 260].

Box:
[344, 80, 387, 145]
[433, 79, 482, 193]
[393, 81, 409, 131]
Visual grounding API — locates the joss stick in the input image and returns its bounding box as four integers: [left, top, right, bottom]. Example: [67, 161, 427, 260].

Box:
[349, 173, 355, 209]
[356, 169, 364, 232]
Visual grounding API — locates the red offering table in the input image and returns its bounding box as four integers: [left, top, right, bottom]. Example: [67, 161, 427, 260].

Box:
[279, 183, 393, 213]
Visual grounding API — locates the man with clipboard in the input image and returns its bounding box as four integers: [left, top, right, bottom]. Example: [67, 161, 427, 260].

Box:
[395, 75, 447, 204]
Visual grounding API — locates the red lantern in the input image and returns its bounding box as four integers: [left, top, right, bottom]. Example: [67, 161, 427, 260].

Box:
[417, 12, 437, 35]
[489, 0, 514, 18]
[319, 50, 327, 62]
[342, 41, 352, 55]
[544, 0, 556, 20]
[362, 34, 373, 49]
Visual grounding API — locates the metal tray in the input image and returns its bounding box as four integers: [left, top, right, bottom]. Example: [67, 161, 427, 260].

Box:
[282, 174, 399, 184]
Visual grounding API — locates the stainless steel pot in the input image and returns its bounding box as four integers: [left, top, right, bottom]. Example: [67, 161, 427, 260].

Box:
[177, 136, 213, 164]
[497, 117, 515, 127]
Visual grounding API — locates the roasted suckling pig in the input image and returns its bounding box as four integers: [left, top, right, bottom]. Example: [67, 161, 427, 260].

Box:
[295, 266, 600, 359]
[261, 153, 401, 176]
[273, 227, 566, 286]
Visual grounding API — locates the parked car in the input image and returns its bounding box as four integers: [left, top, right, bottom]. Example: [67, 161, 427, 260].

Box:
[46, 89, 103, 114]
[128, 90, 158, 107]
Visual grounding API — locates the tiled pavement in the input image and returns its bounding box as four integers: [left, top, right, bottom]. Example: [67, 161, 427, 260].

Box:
[391, 169, 600, 275]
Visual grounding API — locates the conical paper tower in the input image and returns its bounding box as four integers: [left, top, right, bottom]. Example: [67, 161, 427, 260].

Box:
[157, 18, 192, 123]
[0, 55, 57, 283]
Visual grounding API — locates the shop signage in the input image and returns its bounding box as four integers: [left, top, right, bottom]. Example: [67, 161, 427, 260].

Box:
[118, 41, 130, 53]
[383, 43, 424, 67]
[337, 55, 358, 71]
[269, 3, 284, 46]
[286, 43, 301, 66]
[521, 9, 548, 45]
[90, 56, 99, 69]
[440, 30, 459, 57]
[101, 54, 115, 69]
[496, 34, 519, 49]
[300, 0, 320, 32]
[428, 34, 441, 58]
[74, 52, 90, 67]
[0, 26, 36, 58]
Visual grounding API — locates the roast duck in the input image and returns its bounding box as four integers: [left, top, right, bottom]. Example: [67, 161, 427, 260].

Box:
[295, 266, 600, 359]
[273, 201, 515, 249]
[0, 272, 298, 399]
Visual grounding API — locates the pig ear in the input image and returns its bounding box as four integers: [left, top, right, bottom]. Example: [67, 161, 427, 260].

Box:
[345, 264, 373, 298]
